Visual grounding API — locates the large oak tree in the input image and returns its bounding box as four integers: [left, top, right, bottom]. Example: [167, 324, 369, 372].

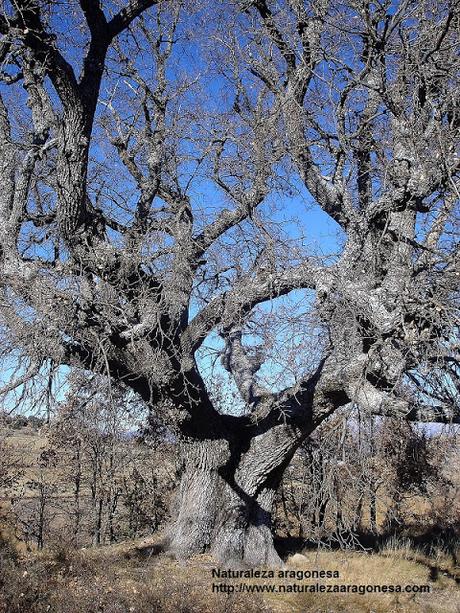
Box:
[0, 0, 459, 565]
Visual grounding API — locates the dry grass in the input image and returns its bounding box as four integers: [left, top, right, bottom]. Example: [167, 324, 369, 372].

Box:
[0, 535, 270, 613]
[380, 535, 460, 584]
[278, 549, 459, 613]
[1, 427, 459, 612]
[1, 532, 459, 613]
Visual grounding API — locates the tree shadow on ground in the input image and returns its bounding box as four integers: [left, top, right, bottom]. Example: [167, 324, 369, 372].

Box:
[275, 523, 460, 583]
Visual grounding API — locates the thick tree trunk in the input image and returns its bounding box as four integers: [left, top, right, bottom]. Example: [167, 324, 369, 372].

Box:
[166, 422, 305, 566]
[166, 437, 227, 559]
[209, 477, 282, 567]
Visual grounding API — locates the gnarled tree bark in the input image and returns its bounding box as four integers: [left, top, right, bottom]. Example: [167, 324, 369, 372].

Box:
[0, 0, 458, 567]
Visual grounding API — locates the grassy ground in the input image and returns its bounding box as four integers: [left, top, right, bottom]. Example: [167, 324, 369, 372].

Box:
[1, 533, 458, 613]
[1, 426, 459, 611]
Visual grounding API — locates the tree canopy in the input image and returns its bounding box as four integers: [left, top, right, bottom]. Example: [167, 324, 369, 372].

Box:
[0, 0, 459, 564]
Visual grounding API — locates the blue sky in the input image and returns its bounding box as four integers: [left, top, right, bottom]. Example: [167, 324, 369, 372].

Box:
[2, 0, 455, 424]
[0, 0, 350, 418]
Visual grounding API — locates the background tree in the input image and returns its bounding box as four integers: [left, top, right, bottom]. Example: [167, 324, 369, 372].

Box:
[275, 414, 457, 549]
[0, 0, 459, 565]
[2, 378, 175, 550]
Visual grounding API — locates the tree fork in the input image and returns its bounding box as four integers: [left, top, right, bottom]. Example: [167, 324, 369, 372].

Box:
[166, 419, 308, 566]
